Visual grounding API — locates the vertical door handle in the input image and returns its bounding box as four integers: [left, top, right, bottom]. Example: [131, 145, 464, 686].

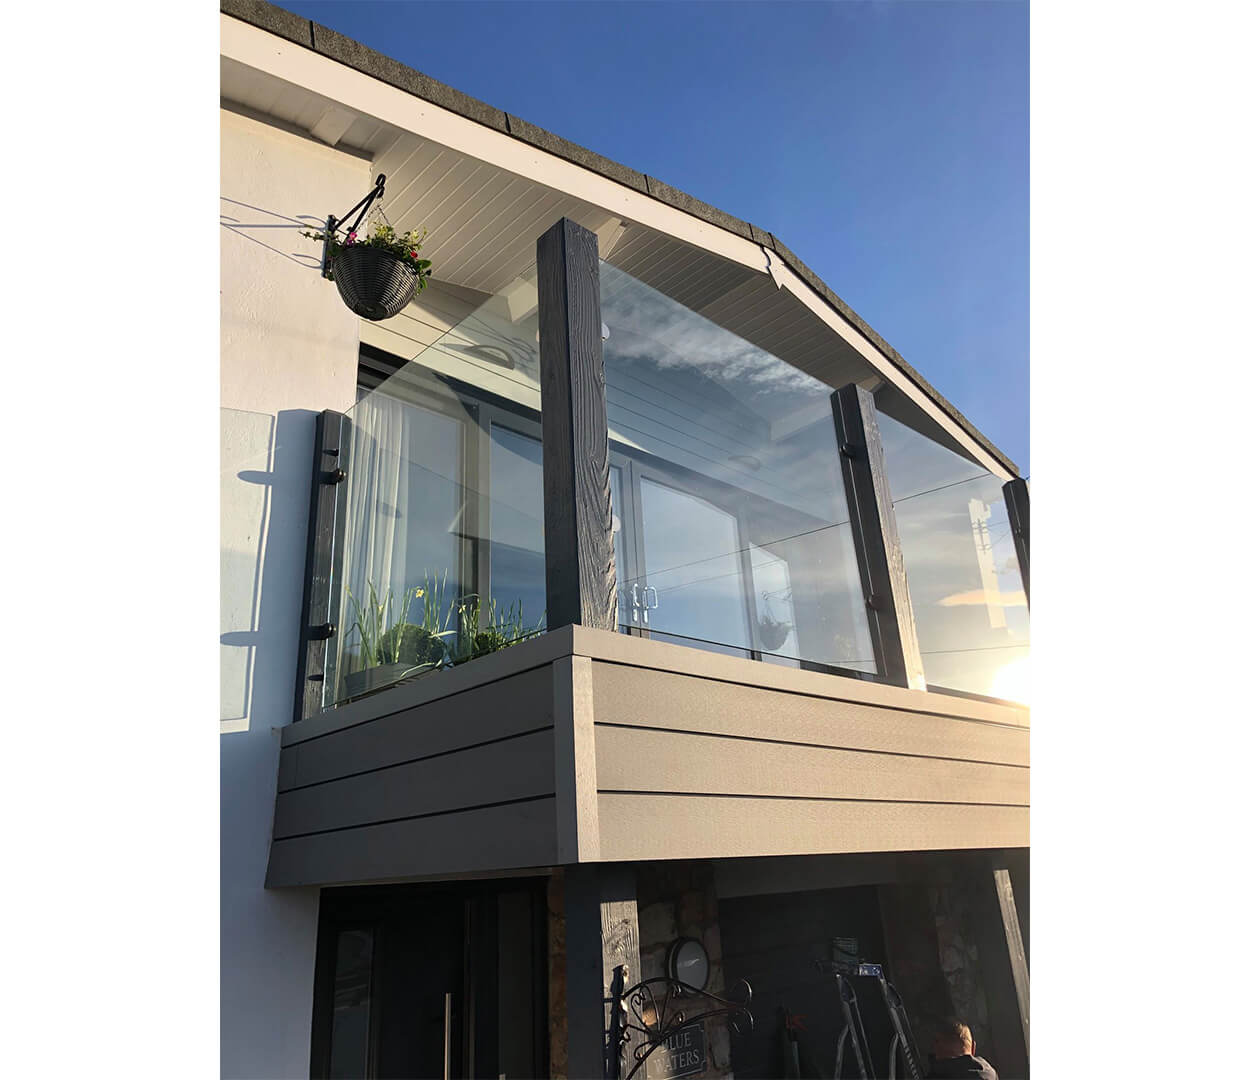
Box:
[443, 991, 452, 1080]
[645, 586, 659, 611]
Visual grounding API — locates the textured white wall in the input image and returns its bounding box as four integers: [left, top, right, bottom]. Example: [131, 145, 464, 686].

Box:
[220, 106, 367, 1079]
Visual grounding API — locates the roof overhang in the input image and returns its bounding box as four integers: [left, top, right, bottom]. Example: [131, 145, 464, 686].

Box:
[220, 5, 1018, 478]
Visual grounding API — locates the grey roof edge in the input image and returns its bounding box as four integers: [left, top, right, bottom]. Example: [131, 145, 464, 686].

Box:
[221, 0, 1019, 477]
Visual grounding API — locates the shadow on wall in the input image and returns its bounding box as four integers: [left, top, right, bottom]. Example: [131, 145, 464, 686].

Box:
[220, 195, 326, 271]
[220, 406, 319, 734]
[220, 407, 322, 1072]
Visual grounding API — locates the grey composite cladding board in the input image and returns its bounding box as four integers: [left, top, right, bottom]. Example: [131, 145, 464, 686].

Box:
[221, 1, 1018, 477]
[266, 644, 568, 888]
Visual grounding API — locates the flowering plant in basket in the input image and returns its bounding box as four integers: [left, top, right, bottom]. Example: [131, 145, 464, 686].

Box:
[303, 221, 433, 290]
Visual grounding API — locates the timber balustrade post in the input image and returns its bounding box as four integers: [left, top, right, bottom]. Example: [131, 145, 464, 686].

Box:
[563, 864, 642, 1080]
[831, 385, 926, 690]
[536, 217, 617, 632]
[1003, 477, 1030, 607]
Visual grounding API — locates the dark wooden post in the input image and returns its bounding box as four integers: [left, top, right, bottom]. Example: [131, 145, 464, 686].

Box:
[1003, 477, 1030, 607]
[293, 409, 350, 723]
[563, 864, 642, 1080]
[831, 385, 926, 689]
[537, 217, 617, 631]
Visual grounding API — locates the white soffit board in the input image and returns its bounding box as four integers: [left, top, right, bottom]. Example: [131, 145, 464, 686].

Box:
[220, 13, 1009, 480]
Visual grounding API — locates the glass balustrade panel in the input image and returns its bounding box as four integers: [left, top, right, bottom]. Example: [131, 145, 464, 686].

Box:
[877, 411, 1030, 702]
[322, 266, 547, 708]
[599, 259, 875, 675]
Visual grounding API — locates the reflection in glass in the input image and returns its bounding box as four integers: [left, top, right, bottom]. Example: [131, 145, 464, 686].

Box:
[609, 465, 628, 630]
[489, 424, 546, 630]
[600, 260, 874, 673]
[329, 929, 373, 1079]
[877, 411, 1030, 700]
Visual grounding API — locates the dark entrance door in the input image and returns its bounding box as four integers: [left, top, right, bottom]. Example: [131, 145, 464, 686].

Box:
[311, 880, 547, 1080]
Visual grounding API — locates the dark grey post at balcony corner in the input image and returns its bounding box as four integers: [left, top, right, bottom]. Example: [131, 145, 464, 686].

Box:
[536, 217, 617, 631]
[1003, 477, 1030, 607]
[831, 385, 926, 690]
[293, 409, 351, 723]
[993, 867, 1031, 1060]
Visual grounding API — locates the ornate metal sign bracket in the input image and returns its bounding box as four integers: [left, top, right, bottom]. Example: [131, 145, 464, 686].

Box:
[605, 963, 753, 1080]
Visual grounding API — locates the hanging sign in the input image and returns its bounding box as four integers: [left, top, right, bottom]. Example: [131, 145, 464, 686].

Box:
[650, 1021, 708, 1079]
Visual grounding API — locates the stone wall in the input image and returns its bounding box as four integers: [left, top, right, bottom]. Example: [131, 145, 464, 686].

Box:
[636, 861, 733, 1080]
[547, 863, 733, 1080]
[928, 874, 996, 1056]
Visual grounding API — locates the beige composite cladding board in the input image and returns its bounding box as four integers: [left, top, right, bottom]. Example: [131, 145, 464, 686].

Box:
[265, 626, 1028, 887]
[574, 626, 1029, 864]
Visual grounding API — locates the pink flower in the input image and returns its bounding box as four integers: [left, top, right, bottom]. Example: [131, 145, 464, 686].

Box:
[346, 231, 357, 244]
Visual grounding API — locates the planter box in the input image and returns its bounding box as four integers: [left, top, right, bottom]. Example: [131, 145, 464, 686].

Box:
[341, 661, 423, 701]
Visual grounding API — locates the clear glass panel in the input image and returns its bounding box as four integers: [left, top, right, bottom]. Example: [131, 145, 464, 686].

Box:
[329, 928, 373, 1079]
[877, 411, 1030, 701]
[323, 266, 546, 709]
[600, 260, 875, 674]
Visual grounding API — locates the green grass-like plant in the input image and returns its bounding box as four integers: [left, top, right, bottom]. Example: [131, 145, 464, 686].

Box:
[344, 574, 547, 686]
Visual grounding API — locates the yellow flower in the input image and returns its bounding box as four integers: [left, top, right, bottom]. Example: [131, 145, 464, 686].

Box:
[415, 588, 424, 598]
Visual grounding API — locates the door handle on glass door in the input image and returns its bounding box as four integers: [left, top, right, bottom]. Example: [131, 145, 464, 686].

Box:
[443, 991, 452, 1080]
[645, 586, 659, 610]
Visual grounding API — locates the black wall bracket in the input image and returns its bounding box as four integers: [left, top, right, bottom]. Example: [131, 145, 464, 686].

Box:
[320, 173, 387, 279]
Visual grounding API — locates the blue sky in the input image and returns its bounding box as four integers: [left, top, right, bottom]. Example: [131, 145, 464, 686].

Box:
[274, 0, 1029, 474]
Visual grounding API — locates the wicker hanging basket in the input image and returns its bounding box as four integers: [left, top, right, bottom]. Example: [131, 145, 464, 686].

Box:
[331, 244, 418, 321]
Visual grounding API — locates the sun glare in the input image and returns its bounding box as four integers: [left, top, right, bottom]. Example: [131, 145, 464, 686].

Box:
[990, 655, 1030, 704]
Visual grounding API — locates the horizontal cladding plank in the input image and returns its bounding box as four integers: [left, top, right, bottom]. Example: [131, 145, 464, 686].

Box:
[596, 794, 1028, 863]
[595, 726, 1028, 806]
[274, 729, 556, 838]
[590, 662, 1029, 768]
[280, 666, 556, 790]
[265, 797, 558, 888]
[571, 626, 1028, 728]
[284, 626, 573, 745]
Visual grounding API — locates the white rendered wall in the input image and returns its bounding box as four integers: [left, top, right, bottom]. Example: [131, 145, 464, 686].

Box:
[220, 106, 367, 1079]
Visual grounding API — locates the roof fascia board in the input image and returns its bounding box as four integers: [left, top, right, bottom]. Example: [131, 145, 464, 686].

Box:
[221, 11, 1014, 480]
[767, 258, 1012, 479]
[222, 13, 768, 274]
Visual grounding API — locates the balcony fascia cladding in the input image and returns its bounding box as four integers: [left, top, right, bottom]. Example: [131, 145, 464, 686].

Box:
[267, 627, 1028, 888]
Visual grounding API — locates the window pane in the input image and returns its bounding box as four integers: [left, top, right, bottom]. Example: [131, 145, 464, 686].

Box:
[640, 477, 751, 656]
[329, 929, 373, 1079]
[489, 424, 546, 633]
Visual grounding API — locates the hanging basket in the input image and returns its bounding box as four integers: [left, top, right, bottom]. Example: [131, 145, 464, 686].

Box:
[331, 244, 418, 321]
